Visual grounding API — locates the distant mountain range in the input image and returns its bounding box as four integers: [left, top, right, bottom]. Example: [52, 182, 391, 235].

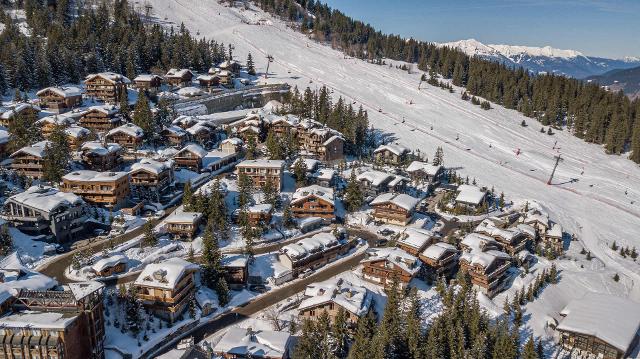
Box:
[438, 39, 640, 79]
[585, 65, 640, 100]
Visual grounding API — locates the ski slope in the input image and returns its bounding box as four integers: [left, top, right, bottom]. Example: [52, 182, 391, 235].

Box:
[151, 0, 640, 299]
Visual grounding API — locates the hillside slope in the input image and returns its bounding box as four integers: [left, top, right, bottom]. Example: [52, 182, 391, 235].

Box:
[440, 38, 640, 78]
[151, 0, 640, 305]
[586, 65, 640, 99]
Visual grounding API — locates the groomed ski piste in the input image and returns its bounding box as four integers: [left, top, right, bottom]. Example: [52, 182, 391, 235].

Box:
[151, 0, 640, 343]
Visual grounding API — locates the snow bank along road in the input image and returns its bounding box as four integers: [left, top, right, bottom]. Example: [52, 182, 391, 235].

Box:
[152, 1, 640, 296]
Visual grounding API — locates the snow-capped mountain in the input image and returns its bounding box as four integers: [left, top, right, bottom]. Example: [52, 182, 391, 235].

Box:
[439, 39, 640, 79]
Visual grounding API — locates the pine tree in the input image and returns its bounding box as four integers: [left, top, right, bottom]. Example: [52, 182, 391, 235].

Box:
[132, 93, 154, 140]
[293, 319, 320, 359]
[42, 124, 71, 184]
[238, 173, 254, 208]
[522, 336, 538, 359]
[282, 204, 295, 229]
[333, 308, 349, 358]
[182, 181, 194, 211]
[405, 287, 423, 359]
[349, 311, 376, 359]
[125, 285, 142, 335]
[630, 116, 640, 163]
[432, 146, 444, 166]
[374, 273, 408, 358]
[142, 221, 156, 247]
[344, 170, 364, 212]
[261, 178, 279, 209]
[293, 159, 307, 187]
[0, 225, 13, 256]
[118, 88, 130, 117]
[247, 52, 256, 76]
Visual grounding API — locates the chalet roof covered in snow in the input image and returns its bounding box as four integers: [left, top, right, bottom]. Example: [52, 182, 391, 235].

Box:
[186, 122, 212, 135]
[166, 68, 193, 78]
[64, 125, 90, 138]
[176, 144, 208, 158]
[221, 137, 243, 146]
[10, 140, 49, 159]
[162, 125, 188, 137]
[133, 74, 162, 82]
[85, 72, 131, 84]
[165, 212, 202, 224]
[203, 150, 236, 169]
[83, 104, 119, 116]
[91, 254, 127, 273]
[362, 247, 422, 275]
[311, 168, 337, 182]
[36, 86, 82, 98]
[399, 228, 436, 250]
[374, 143, 409, 156]
[291, 157, 320, 172]
[107, 123, 144, 138]
[172, 115, 199, 127]
[455, 185, 486, 205]
[280, 232, 340, 261]
[66, 281, 104, 301]
[557, 293, 640, 352]
[461, 233, 501, 252]
[0, 103, 40, 120]
[134, 257, 198, 289]
[0, 310, 78, 330]
[213, 327, 291, 358]
[37, 115, 73, 126]
[406, 161, 443, 177]
[177, 86, 203, 97]
[81, 141, 122, 155]
[63, 170, 127, 182]
[247, 203, 273, 214]
[475, 219, 524, 244]
[460, 249, 511, 270]
[523, 210, 549, 228]
[370, 192, 419, 211]
[130, 158, 173, 175]
[299, 277, 372, 317]
[421, 242, 458, 261]
[356, 170, 393, 187]
[195, 74, 218, 81]
[8, 186, 84, 214]
[237, 159, 285, 169]
[221, 254, 248, 268]
[291, 185, 335, 206]
[547, 223, 563, 238]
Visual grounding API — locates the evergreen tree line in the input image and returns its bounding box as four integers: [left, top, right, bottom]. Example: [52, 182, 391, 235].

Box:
[282, 86, 374, 156]
[0, 0, 229, 93]
[293, 271, 554, 359]
[253, 0, 640, 163]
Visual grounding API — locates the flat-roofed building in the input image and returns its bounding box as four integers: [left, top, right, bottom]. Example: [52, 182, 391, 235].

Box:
[61, 170, 130, 207]
[134, 258, 198, 323]
[236, 159, 285, 191]
[3, 186, 87, 243]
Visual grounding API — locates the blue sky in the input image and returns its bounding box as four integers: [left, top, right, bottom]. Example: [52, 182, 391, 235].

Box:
[321, 0, 640, 59]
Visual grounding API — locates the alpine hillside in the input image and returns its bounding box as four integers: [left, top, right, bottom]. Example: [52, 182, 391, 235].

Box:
[586, 65, 640, 100]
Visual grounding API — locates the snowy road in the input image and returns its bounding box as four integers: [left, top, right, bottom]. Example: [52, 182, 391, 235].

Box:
[150, 0, 640, 300]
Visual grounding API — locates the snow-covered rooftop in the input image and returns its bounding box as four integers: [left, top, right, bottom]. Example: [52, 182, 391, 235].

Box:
[370, 192, 419, 211]
[362, 247, 421, 275]
[81, 141, 122, 155]
[299, 277, 372, 317]
[7, 186, 84, 214]
[281, 232, 340, 260]
[133, 74, 162, 82]
[177, 144, 208, 158]
[0, 310, 78, 329]
[291, 185, 335, 207]
[558, 293, 640, 352]
[134, 258, 198, 289]
[166, 68, 193, 78]
[107, 123, 144, 138]
[374, 143, 409, 156]
[237, 159, 285, 169]
[130, 158, 173, 175]
[36, 86, 82, 98]
[163, 125, 188, 137]
[66, 281, 104, 301]
[455, 185, 486, 205]
[10, 140, 49, 159]
[165, 212, 202, 224]
[406, 161, 443, 177]
[399, 228, 435, 250]
[213, 327, 291, 358]
[356, 170, 393, 187]
[460, 249, 510, 270]
[247, 203, 273, 214]
[63, 170, 128, 182]
[64, 125, 90, 138]
[91, 254, 127, 273]
[85, 72, 131, 84]
[221, 254, 248, 268]
[421, 242, 458, 261]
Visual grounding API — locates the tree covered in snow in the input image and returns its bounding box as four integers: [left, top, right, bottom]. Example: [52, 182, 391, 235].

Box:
[247, 52, 256, 76]
[7, 112, 41, 153]
[0, 225, 13, 256]
[132, 93, 154, 141]
[42, 124, 71, 184]
[344, 170, 364, 212]
[201, 227, 229, 306]
[182, 181, 194, 211]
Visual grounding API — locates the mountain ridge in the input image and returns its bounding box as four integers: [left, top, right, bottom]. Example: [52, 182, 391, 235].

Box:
[439, 38, 640, 79]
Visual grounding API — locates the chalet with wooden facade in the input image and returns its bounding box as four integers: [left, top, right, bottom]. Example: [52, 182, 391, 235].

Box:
[290, 185, 335, 220]
[310, 168, 338, 188]
[134, 258, 198, 323]
[221, 254, 249, 289]
[356, 170, 408, 197]
[84, 72, 130, 102]
[279, 231, 350, 276]
[246, 204, 273, 228]
[474, 218, 529, 255]
[0, 281, 106, 359]
[164, 212, 203, 239]
[556, 293, 640, 359]
[9, 140, 48, 179]
[406, 161, 444, 185]
[361, 247, 422, 290]
[236, 159, 285, 191]
[397, 228, 437, 256]
[61, 170, 130, 207]
[105, 123, 144, 150]
[36, 86, 82, 113]
[374, 143, 409, 165]
[196, 74, 220, 89]
[370, 192, 420, 226]
[419, 242, 459, 282]
[64, 125, 91, 150]
[132, 74, 163, 93]
[0, 103, 40, 127]
[161, 125, 188, 147]
[455, 184, 488, 210]
[213, 327, 292, 359]
[544, 223, 564, 253]
[174, 144, 208, 172]
[3, 186, 87, 243]
[37, 115, 72, 138]
[80, 141, 123, 171]
[459, 233, 512, 297]
[218, 60, 241, 75]
[165, 68, 194, 87]
[79, 105, 122, 132]
[298, 127, 345, 162]
[129, 159, 175, 202]
[220, 137, 243, 154]
[91, 254, 127, 277]
[186, 122, 215, 145]
[298, 277, 373, 326]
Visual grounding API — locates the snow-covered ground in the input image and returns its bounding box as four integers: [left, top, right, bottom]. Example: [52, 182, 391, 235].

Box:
[149, 0, 640, 347]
